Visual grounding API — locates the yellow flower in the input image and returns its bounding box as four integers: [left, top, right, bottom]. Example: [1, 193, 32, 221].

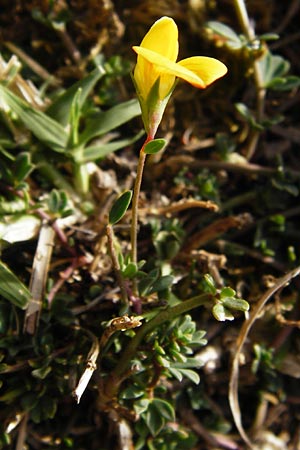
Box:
[132, 16, 228, 137]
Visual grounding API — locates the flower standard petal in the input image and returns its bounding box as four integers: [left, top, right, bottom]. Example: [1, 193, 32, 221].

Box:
[178, 56, 228, 87]
[139, 16, 178, 61]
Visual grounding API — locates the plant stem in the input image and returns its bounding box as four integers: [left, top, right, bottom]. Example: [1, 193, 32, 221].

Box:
[106, 224, 129, 306]
[112, 292, 212, 379]
[233, 0, 266, 160]
[37, 159, 81, 203]
[130, 135, 153, 281]
[74, 161, 90, 196]
[233, 0, 255, 41]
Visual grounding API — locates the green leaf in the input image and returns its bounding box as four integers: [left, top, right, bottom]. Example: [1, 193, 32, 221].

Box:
[144, 138, 166, 154]
[266, 75, 300, 91]
[122, 262, 138, 279]
[258, 52, 290, 87]
[156, 355, 171, 368]
[138, 276, 157, 297]
[203, 273, 217, 294]
[222, 297, 249, 312]
[120, 385, 145, 399]
[0, 85, 68, 152]
[235, 103, 264, 130]
[152, 398, 175, 421]
[0, 304, 9, 335]
[175, 314, 195, 335]
[272, 178, 299, 196]
[47, 189, 69, 214]
[40, 396, 57, 420]
[169, 367, 184, 382]
[235, 102, 253, 121]
[109, 190, 132, 225]
[31, 364, 52, 380]
[21, 393, 40, 411]
[146, 403, 166, 436]
[206, 21, 243, 49]
[154, 340, 166, 356]
[31, 403, 42, 423]
[134, 398, 151, 415]
[80, 131, 144, 162]
[68, 88, 82, 147]
[258, 33, 279, 42]
[0, 260, 31, 308]
[150, 275, 174, 293]
[220, 287, 236, 298]
[176, 368, 200, 384]
[191, 330, 207, 346]
[47, 66, 105, 125]
[0, 387, 25, 403]
[14, 152, 34, 182]
[212, 303, 234, 322]
[172, 357, 203, 370]
[79, 99, 141, 145]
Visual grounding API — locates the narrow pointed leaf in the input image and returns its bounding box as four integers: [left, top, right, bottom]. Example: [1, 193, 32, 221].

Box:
[0, 85, 68, 152]
[0, 261, 31, 309]
[81, 131, 144, 162]
[79, 99, 141, 145]
[68, 88, 82, 147]
[47, 66, 105, 125]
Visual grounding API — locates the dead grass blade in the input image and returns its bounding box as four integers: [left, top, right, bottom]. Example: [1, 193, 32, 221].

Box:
[228, 265, 300, 449]
[24, 222, 55, 334]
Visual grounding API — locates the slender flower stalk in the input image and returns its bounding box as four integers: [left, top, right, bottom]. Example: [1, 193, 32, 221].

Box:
[107, 224, 129, 305]
[130, 135, 153, 268]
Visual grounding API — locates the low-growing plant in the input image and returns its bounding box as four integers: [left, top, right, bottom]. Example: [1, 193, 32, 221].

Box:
[1, 1, 300, 449]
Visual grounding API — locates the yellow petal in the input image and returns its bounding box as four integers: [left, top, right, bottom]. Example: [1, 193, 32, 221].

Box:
[178, 56, 228, 87]
[133, 17, 179, 100]
[140, 16, 178, 61]
[133, 47, 207, 89]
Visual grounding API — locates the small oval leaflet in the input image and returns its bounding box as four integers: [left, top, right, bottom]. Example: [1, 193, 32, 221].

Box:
[109, 190, 132, 225]
[222, 297, 249, 312]
[144, 138, 166, 155]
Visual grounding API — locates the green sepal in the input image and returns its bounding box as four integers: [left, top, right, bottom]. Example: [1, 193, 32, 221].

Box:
[132, 74, 175, 136]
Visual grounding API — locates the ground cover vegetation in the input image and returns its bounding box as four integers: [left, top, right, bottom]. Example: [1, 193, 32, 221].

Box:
[0, 1, 300, 449]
